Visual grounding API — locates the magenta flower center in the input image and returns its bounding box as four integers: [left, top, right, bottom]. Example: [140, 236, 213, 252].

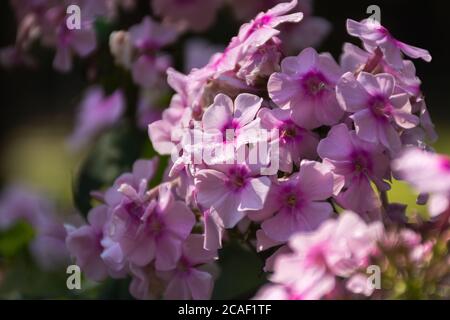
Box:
[226, 166, 250, 191]
[147, 213, 165, 236]
[124, 201, 145, 220]
[177, 256, 192, 274]
[351, 150, 373, 174]
[305, 243, 327, 268]
[280, 121, 303, 144]
[280, 185, 304, 209]
[301, 71, 329, 97]
[369, 95, 392, 119]
[439, 156, 450, 172]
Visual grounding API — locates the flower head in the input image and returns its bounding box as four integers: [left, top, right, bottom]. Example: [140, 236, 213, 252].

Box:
[347, 19, 431, 69]
[336, 72, 419, 153]
[268, 47, 344, 129]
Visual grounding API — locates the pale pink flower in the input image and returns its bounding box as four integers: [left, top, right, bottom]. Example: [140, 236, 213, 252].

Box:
[260, 160, 334, 242]
[340, 43, 422, 97]
[254, 267, 335, 300]
[158, 234, 218, 300]
[109, 182, 195, 270]
[184, 39, 224, 73]
[148, 69, 191, 155]
[68, 87, 125, 150]
[66, 205, 120, 281]
[258, 107, 319, 173]
[317, 124, 390, 214]
[258, 211, 382, 300]
[234, 0, 303, 50]
[347, 19, 432, 69]
[236, 41, 282, 86]
[268, 47, 344, 129]
[336, 72, 419, 153]
[131, 54, 171, 88]
[129, 16, 177, 51]
[392, 148, 450, 217]
[195, 162, 271, 228]
[201, 93, 263, 148]
[151, 0, 223, 32]
[52, 23, 96, 72]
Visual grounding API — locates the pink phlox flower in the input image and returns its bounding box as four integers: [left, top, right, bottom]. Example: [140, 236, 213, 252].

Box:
[336, 71, 419, 154]
[259, 160, 334, 242]
[392, 148, 450, 217]
[258, 107, 319, 173]
[318, 124, 390, 214]
[346, 19, 431, 69]
[268, 47, 344, 129]
[68, 86, 125, 150]
[157, 234, 218, 300]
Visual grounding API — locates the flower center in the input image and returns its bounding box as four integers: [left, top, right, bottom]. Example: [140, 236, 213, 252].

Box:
[351, 151, 372, 174]
[227, 166, 249, 191]
[369, 95, 391, 118]
[286, 194, 298, 207]
[301, 71, 328, 97]
[177, 257, 191, 274]
[440, 156, 450, 172]
[147, 214, 165, 236]
[124, 202, 145, 220]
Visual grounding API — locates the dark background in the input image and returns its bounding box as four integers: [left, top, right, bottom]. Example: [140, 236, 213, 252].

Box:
[0, 0, 449, 186]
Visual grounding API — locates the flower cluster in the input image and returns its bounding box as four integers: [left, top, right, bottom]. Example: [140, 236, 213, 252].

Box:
[66, 159, 218, 299]
[1, 0, 449, 300]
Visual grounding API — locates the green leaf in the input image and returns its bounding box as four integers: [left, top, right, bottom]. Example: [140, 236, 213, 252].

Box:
[0, 222, 35, 258]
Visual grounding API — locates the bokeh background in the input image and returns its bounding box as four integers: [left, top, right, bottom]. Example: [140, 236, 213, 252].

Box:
[0, 0, 449, 298]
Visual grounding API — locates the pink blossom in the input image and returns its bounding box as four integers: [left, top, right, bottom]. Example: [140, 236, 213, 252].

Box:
[53, 27, 96, 72]
[66, 205, 121, 281]
[268, 47, 344, 129]
[157, 234, 218, 300]
[151, 0, 223, 32]
[129, 16, 177, 51]
[257, 211, 382, 300]
[148, 69, 191, 155]
[345, 273, 375, 297]
[129, 264, 166, 300]
[336, 72, 419, 153]
[131, 54, 172, 88]
[234, 0, 303, 50]
[201, 93, 263, 149]
[340, 43, 422, 97]
[195, 162, 271, 228]
[258, 107, 319, 173]
[254, 267, 335, 300]
[68, 87, 125, 150]
[259, 160, 334, 242]
[236, 41, 282, 86]
[317, 124, 390, 214]
[392, 148, 450, 217]
[347, 19, 432, 69]
[109, 182, 195, 270]
[184, 39, 225, 73]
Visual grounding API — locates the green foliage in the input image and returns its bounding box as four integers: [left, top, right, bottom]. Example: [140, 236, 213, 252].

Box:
[0, 222, 34, 258]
